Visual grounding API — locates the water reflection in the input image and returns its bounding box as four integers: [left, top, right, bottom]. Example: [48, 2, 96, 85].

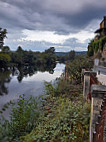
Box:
[0, 71, 11, 96]
[0, 63, 65, 119]
[0, 63, 56, 95]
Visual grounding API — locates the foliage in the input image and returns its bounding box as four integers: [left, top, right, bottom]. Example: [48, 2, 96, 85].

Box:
[2, 46, 10, 53]
[23, 58, 91, 141]
[22, 82, 90, 142]
[0, 28, 7, 49]
[44, 79, 81, 99]
[0, 53, 11, 69]
[9, 95, 40, 137]
[67, 50, 75, 61]
[0, 29, 75, 71]
[9, 46, 57, 70]
[66, 56, 93, 84]
[0, 27, 91, 141]
[0, 34, 57, 70]
[57, 50, 75, 63]
[0, 94, 40, 142]
[87, 36, 106, 56]
[0, 55, 91, 142]
[45, 47, 55, 54]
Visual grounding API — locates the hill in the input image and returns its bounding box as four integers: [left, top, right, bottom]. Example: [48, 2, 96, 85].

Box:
[55, 51, 87, 56]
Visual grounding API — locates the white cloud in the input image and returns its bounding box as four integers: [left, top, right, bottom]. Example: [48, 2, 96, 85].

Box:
[71, 30, 94, 43]
[20, 29, 94, 44]
[21, 30, 67, 44]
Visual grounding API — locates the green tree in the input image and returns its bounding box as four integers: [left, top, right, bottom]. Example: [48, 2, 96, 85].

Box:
[45, 47, 55, 54]
[16, 46, 24, 53]
[0, 28, 7, 49]
[66, 56, 92, 84]
[2, 46, 10, 53]
[0, 53, 11, 69]
[67, 50, 75, 60]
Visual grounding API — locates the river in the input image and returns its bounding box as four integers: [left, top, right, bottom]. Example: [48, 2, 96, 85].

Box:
[0, 63, 65, 119]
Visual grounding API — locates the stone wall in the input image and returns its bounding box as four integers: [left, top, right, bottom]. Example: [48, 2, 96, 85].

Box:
[90, 85, 106, 142]
[83, 70, 106, 142]
[83, 71, 97, 100]
[102, 44, 106, 59]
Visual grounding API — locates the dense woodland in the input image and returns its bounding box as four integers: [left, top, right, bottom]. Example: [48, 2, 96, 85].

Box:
[0, 28, 92, 142]
[0, 45, 57, 70]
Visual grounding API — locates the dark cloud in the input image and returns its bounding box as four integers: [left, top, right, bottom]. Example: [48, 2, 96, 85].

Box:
[0, 0, 106, 33]
[0, 0, 106, 51]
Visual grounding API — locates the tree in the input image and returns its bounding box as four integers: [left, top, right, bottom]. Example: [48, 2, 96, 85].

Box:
[45, 47, 55, 54]
[66, 56, 93, 84]
[67, 50, 75, 60]
[16, 46, 23, 53]
[2, 46, 10, 53]
[0, 28, 7, 49]
[0, 53, 11, 69]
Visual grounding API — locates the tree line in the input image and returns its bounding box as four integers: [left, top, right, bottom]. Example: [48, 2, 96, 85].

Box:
[0, 28, 75, 70]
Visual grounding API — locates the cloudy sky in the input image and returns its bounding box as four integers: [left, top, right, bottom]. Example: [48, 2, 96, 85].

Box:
[0, 0, 106, 52]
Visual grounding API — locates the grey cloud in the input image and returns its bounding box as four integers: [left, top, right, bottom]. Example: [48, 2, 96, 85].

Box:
[0, 0, 106, 52]
[0, 0, 106, 34]
[61, 38, 89, 51]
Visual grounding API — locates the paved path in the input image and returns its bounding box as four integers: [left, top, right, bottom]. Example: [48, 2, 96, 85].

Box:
[96, 66, 106, 85]
[97, 73, 106, 85]
[98, 66, 106, 75]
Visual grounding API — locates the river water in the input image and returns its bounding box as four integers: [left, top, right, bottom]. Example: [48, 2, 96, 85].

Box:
[0, 63, 65, 119]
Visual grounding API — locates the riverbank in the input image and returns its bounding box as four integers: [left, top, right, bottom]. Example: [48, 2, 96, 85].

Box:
[0, 63, 65, 120]
[22, 82, 90, 142]
[0, 56, 92, 142]
[22, 56, 92, 142]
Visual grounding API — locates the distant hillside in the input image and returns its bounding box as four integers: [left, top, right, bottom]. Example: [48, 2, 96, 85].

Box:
[75, 51, 87, 55]
[55, 51, 87, 56]
[55, 52, 68, 56]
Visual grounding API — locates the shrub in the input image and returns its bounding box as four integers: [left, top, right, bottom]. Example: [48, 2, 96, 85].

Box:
[23, 96, 90, 142]
[0, 94, 40, 141]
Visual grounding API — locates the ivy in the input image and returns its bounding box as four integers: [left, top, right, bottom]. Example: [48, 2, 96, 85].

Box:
[87, 35, 106, 56]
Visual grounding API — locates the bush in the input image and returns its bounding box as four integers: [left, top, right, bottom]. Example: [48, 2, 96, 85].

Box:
[23, 96, 90, 142]
[0, 94, 40, 141]
[0, 53, 11, 69]
[66, 56, 93, 84]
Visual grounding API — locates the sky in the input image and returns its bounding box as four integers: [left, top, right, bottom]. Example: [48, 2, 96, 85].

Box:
[0, 0, 106, 52]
